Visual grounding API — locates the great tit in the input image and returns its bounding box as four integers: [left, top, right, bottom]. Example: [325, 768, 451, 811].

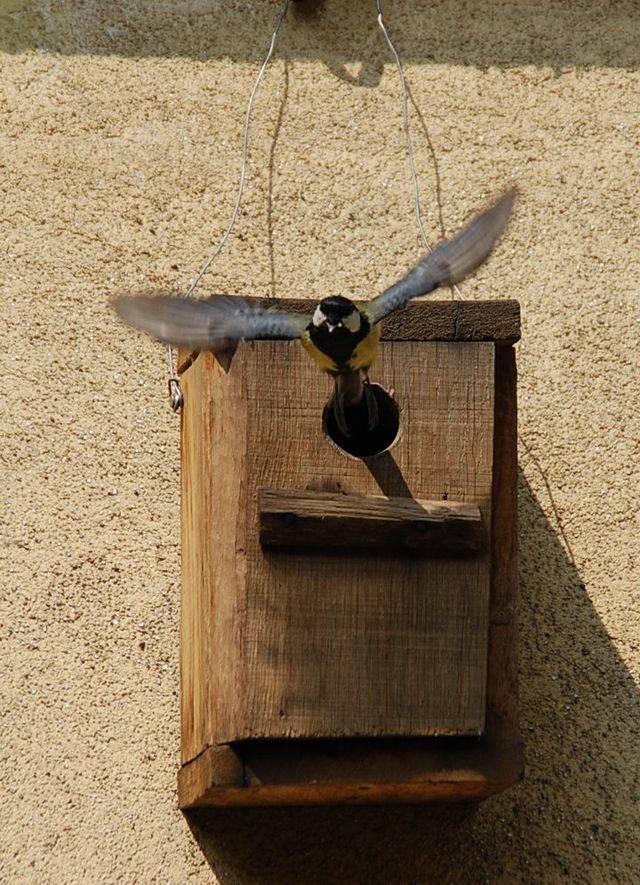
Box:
[113, 187, 516, 435]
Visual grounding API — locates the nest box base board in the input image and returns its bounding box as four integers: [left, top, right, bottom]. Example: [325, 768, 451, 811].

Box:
[177, 305, 521, 807]
[178, 737, 523, 808]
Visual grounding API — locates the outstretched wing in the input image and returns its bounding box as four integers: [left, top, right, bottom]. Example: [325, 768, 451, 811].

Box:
[112, 294, 311, 350]
[364, 188, 517, 324]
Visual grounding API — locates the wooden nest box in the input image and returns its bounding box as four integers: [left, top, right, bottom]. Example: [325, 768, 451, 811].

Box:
[177, 299, 522, 807]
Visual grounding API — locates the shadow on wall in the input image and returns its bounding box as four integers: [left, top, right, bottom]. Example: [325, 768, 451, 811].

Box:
[182, 471, 640, 883]
[2, 0, 639, 83]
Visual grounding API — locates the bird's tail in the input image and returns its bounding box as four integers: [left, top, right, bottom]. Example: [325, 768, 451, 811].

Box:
[332, 371, 380, 437]
[336, 370, 364, 407]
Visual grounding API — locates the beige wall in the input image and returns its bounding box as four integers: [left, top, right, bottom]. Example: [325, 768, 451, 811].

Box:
[2, 1, 639, 881]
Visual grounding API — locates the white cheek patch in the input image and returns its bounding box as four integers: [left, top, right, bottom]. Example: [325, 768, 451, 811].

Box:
[312, 306, 326, 327]
[343, 311, 361, 333]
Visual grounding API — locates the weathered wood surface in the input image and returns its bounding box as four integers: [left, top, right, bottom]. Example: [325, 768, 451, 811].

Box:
[179, 339, 248, 764]
[178, 745, 244, 805]
[178, 738, 520, 808]
[177, 343, 521, 808]
[180, 340, 495, 755]
[486, 346, 520, 738]
[259, 488, 483, 555]
[177, 299, 520, 374]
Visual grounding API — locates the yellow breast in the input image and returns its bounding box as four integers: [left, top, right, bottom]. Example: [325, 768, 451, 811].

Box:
[347, 323, 381, 371]
[300, 331, 340, 372]
[299, 323, 382, 374]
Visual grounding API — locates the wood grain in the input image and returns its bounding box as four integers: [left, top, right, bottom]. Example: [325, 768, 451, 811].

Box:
[178, 745, 244, 804]
[177, 343, 522, 807]
[179, 343, 248, 764]
[176, 299, 520, 374]
[486, 346, 520, 738]
[259, 488, 483, 555]
[180, 340, 495, 749]
[178, 738, 520, 807]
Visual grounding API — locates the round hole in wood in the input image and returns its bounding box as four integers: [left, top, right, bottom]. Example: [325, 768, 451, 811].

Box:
[323, 383, 400, 458]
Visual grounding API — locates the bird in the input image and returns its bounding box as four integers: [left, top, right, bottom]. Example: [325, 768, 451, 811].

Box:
[113, 187, 516, 435]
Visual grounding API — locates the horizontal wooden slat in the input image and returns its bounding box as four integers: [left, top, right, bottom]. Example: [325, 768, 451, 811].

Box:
[177, 738, 524, 808]
[259, 488, 483, 555]
[177, 299, 519, 374]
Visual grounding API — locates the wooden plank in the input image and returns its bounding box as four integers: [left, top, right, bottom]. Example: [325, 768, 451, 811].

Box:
[258, 488, 483, 555]
[377, 299, 519, 344]
[180, 341, 495, 746]
[177, 299, 520, 374]
[179, 343, 248, 764]
[486, 346, 520, 738]
[179, 356, 209, 765]
[178, 739, 520, 808]
[242, 341, 494, 739]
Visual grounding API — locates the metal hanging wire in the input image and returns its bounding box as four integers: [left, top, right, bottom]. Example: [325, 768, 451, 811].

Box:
[165, 0, 459, 412]
[376, 3, 568, 554]
[375, 0, 463, 300]
[166, 0, 291, 412]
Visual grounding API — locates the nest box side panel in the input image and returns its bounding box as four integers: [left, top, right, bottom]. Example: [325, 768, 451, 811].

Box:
[200, 339, 494, 742]
[486, 344, 520, 740]
[180, 352, 248, 764]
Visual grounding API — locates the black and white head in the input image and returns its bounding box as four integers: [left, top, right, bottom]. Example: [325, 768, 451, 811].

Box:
[312, 296, 362, 335]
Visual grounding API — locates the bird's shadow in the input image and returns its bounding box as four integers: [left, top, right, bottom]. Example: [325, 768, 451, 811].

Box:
[181, 467, 640, 882]
[363, 449, 413, 498]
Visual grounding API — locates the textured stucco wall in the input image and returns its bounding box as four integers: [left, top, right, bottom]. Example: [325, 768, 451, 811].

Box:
[2, 1, 639, 881]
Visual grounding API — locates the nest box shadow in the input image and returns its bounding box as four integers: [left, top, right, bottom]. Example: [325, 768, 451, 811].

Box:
[182, 471, 640, 883]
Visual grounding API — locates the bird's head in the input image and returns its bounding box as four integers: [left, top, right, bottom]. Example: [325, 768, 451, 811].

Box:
[313, 296, 362, 334]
